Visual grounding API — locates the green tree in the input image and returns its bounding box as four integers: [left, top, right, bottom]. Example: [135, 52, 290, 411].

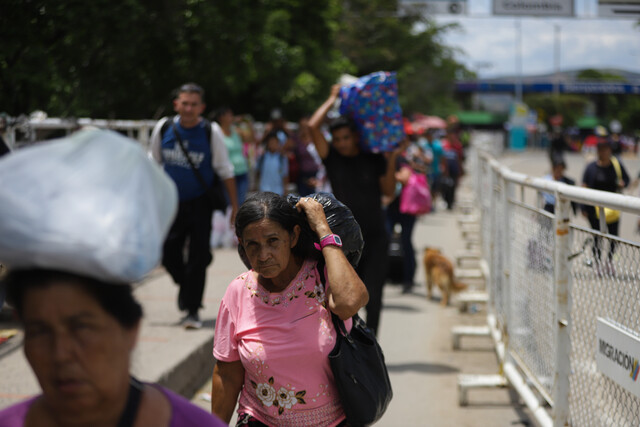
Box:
[576, 69, 640, 131]
[336, 0, 472, 117]
[0, 0, 469, 121]
[524, 94, 590, 128]
[0, 0, 350, 119]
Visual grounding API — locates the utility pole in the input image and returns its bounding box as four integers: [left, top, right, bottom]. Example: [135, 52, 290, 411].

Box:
[553, 24, 561, 98]
[515, 19, 523, 102]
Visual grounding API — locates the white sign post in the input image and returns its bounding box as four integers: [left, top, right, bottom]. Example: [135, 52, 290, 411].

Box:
[493, 0, 574, 16]
[596, 317, 640, 399]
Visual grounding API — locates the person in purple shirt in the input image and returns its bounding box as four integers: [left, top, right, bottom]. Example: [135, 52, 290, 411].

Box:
[0, 270, 226, 427]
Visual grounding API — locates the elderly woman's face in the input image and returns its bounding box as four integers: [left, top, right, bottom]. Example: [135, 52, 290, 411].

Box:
[21, 281, 137, 415]
[240, 219, 300, 280]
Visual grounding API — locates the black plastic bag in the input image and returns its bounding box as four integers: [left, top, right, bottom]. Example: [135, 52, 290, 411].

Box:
[286, 192, 364, 268]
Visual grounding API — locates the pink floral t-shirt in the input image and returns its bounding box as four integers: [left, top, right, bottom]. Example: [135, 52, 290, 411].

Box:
[213, 259, 350, 427]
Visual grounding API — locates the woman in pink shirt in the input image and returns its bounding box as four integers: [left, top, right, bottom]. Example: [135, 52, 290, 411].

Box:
[211, 192, 369, 426]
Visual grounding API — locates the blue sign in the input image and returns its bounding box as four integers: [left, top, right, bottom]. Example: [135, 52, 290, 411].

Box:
[456, 81, 640, 94]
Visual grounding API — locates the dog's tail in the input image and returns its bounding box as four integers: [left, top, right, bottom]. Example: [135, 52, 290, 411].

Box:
[453, 282, 467, 292]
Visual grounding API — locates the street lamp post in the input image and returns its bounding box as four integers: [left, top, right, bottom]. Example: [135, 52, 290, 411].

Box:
[554, 24, 561, 97]
[515, 19, 523, 102]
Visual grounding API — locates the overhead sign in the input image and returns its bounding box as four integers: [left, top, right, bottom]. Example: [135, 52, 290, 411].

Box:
[493, 0, 574, 16]
[400, 0, 468, 15]
[596, 317, 640, 399]
[598, 0, 640, 17]
[456, 81, 640, 95]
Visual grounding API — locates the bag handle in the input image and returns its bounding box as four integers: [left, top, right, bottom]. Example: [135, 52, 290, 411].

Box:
[316, 257, 352, 339]
[116, 376, 144, 427]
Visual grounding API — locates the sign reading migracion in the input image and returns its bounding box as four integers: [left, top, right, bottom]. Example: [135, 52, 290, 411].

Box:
[596, 317, 640, 399]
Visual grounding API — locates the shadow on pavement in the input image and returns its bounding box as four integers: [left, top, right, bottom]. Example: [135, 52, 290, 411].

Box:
[381, 303, 421, 312]
[386, 362, 459, 374]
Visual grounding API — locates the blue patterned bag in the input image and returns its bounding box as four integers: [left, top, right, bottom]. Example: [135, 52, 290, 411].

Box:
[339, 71, 405, 153]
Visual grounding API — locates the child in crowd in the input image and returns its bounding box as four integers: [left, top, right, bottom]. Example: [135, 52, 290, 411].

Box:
[256, 131, 289, 196]
[541, 157, 577, 214]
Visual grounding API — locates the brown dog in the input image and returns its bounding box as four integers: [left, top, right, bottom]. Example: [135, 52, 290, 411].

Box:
[423, 248, 467, 306]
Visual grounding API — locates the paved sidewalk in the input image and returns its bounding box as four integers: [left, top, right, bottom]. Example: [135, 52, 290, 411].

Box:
[0, 179, 533, 426]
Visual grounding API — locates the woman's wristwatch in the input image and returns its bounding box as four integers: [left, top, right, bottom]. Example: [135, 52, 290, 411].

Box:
[314, 234, 343, 250]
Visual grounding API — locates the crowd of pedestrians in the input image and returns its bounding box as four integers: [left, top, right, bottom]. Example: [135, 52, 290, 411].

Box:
[0, 80, 468, 426]
[543, 123, 640, 274]
[203, 84, 468, 332]
[6, 78, 640, 426]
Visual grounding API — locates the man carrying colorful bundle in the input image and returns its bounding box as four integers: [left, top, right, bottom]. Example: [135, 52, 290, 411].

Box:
[309, 84, 402, 336]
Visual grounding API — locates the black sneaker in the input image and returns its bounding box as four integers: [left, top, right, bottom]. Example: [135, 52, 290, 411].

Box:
[182, 313, 202, 330]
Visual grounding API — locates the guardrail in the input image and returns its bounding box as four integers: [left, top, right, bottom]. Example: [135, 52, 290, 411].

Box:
[1, 116, 279, 151]
[468, 138, 640, 426]
[2, 117, 157, 150]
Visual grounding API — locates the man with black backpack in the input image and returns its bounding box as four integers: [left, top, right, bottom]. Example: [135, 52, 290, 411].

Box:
[150, 83, 237, 329]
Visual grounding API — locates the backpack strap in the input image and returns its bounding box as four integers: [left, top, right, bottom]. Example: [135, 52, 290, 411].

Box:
[116, 377, 144, 427]
[611, 156, 622, 182]
[256, 152, 286, 175]
[161, 115, 214, 171]
[161, 116, 212, 142]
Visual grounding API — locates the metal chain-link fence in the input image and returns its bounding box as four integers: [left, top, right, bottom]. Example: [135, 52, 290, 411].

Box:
[491, 172, 507, 328]
[569, 226, 640, 427]
[472, 145, 640, 427]
[509, 202, 556, 401]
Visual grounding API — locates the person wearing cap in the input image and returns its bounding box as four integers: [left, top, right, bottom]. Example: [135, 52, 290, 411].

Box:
[308, 84, 401, 336]
[0, 129, 226, 426]
[149, 83, 238, 329]
[581, 139, 630, 272]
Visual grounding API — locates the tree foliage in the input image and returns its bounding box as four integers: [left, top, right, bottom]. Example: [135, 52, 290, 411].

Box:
[576, 69, 640, 131]
[1, 0, 467, 120]
[524, 94, 590, 127]
[337, 0, 472, 117]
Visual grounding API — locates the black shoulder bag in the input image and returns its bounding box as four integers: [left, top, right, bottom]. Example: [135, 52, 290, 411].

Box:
[317, 260, 393, 426]
[169, 118, 228, 212]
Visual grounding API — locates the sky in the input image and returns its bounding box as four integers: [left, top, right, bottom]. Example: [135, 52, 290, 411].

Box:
[421, 0, 640, 78]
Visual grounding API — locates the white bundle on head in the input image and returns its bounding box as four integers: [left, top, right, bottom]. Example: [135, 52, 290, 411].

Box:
[0, 129, 178, 283]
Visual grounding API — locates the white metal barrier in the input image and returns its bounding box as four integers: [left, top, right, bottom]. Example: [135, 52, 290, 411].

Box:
[2, 116, 157, 150]
[467, 139, 640, 427]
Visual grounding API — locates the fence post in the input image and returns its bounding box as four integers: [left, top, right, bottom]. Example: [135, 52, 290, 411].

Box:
[502, 173, 513, 332]
[552, 194, 571, 426]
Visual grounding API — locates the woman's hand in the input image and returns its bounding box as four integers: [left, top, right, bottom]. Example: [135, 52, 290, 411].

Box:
[295, 197, 331, 238]
[395, 166, 412, 185]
